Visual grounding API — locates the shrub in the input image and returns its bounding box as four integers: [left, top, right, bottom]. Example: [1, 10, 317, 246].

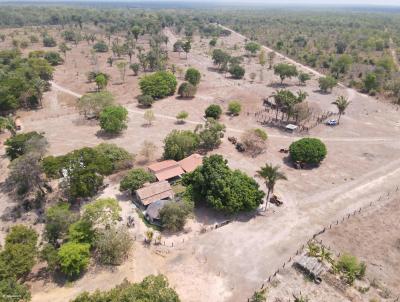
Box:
[0, 278, 31, 302]
[242, 128, 268, 156]
[137, 94, 154, 107]
[93, 41, 108, 52]
[318, 76, 338, 93]
[289, 138, 327, 165]
[68, 220, 95, 245]
[139, 71, 177, 99]
[228, 101, 241, 115]
[196, 118, 226, 150]
[163, 130, 200, 161]
[336, 254, 367, 285]
[159, 201, 193, 232]
[99, 105, 128, 134]
[229, 65, 245, 79]
[44, 51, 64, 66]
[176, 111, 189, 123]
[182, 155, 265, 213]
[184, 67, 201, 86]
[178, 82, 197, 98]
[94, 226, 133, 265]
[298, 72, 311, 85]
[57, 242, 90, 278]
[120, 168, 156, 194]
[130, 63, 140, 76]
[43, 36, 56, 47]
[205, 104, 222, 119]
[245, 42, 261, 55]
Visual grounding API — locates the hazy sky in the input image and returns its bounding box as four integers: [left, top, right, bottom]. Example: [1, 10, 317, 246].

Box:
[3, 0, 400, 6]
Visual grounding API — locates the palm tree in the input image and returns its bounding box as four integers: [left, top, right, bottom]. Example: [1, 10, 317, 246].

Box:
[331, 95, 350, 124]
[256, 163, 287, 209]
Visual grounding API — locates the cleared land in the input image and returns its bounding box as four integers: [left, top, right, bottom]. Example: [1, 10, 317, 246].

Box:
[0, 24, 400, 302]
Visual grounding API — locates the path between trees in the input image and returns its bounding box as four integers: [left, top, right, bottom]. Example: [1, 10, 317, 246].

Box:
[49, 81, 398, 143]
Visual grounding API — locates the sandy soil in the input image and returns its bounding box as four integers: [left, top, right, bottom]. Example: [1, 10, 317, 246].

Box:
[0, 25, 399, 302]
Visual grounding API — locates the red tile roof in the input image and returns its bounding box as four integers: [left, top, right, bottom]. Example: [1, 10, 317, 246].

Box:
[178, 154, 203, 173]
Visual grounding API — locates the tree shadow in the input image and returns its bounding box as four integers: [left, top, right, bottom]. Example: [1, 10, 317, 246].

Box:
[95, 130, 121, 140]
[267, 82, 290, 88]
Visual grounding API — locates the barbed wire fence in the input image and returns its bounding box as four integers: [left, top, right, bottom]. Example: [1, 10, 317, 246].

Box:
[248, 185, 400, 302]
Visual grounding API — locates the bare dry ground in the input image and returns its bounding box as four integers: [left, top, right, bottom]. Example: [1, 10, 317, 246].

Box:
[0, 25, 400, 302]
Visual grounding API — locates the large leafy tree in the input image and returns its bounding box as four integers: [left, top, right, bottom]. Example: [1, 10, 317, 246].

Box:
[182, 155, 265, 213]
[57, 242, 90, 278]
[119, 168, 156, 194]
[76, 91, 114, 119]
[274, 63, 298, 84]
[163, 130, 200, 161]
[99, 105, 128, 134]
[159, 202, 193, 232]
[45, 202, 78, 245]
[184, 67, 201, 86]
[0, 225, 38, 280]
[256, 164, 287, 208]
[5, 131, 45, 160]
[289, 138, 327, 165]
[139, 71, 177, 99]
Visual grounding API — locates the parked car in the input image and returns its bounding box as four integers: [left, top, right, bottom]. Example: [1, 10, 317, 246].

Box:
[326, 119, 338, 126]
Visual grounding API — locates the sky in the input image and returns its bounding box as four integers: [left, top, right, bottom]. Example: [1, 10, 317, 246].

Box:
[3, 0, 400, 7]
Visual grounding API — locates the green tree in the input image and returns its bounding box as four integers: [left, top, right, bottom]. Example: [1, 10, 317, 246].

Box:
[44, 51, 64, 66]
[205, 104, 222, 119]
[43, 35, 56, 47]
[93, 41, 108, 53]
[178, 82, 197, 98]
[245, 42, 261, 56]
[159, 201, 193, 232]
[228, 101, 241, 116]
[95, 73, 108, 91]
[5, 131, 44, 160]
[139, 71, 177, 99]
[196, 118, 226, 150]
[182, 155, 265, 213]
[0, 225, 38, 280]
[57, 242, 90, 278]
[229, 65, 245, 79]
[256, 164, 287, 208]
[119, 168, 156, 194]
[182, 40, 191, 59]
[71, 275, 180, 302]
[298, 72, 311, 85]
[184, 67, 201, 86]
[274, 63, 298, 84]
[331, 55, 352, 78]
[0, 277, 31, 302]
[318, 76, 338, 93]
[99, 105, 128, 134]
[331, 95, 350, 124]
[45, 202, 78, 245]
[137, 94, 154, 107]
[131, 26, 141, 41]
[163, 130, 200, 161]
[363, 72, 379, 93]
[130, 63, 140, 76]
[289, 138, 327, 165]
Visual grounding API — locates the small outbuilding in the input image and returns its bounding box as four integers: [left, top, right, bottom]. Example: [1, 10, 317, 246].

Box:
[135, 180, 174, 208]
[145, 199, 174, 225]
[147, 160, 184, 181]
